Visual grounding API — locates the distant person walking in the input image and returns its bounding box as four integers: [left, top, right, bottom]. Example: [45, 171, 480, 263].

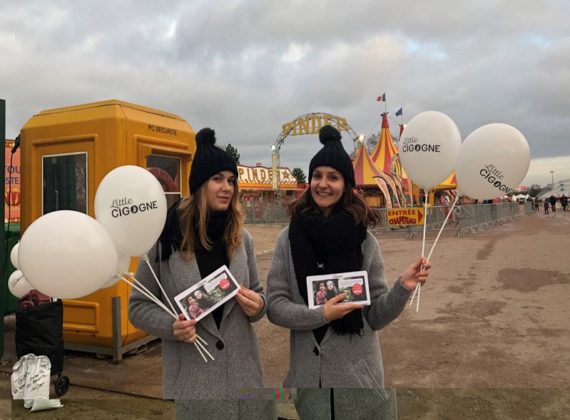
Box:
[544, 200, 550, 215]
[549, 195, 557, 212]
[534, 197, 540, 212]
[560, 194, 568, 212]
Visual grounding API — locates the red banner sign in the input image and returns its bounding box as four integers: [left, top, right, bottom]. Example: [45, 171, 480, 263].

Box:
[5, 140, 21, 222]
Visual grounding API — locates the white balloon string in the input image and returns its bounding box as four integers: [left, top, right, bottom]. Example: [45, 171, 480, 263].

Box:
[426, 194, 459, 262]
[119, 275, 177, 320]
[195, 339, 215, 361]
[142, 255, 178, 316]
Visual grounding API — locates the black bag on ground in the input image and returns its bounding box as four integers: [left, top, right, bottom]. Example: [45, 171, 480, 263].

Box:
[15, 291, 64, 376]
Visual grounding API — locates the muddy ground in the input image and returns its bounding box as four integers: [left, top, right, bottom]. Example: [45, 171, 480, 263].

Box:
[1, 209, 569, 419]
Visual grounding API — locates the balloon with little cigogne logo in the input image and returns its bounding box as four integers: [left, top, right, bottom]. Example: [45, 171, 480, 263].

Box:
[456, 123, 531, 200]
[95, 165, 167, 258]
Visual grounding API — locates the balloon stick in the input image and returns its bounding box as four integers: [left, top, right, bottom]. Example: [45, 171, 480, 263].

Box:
[194, 341, 208, 363]
[410, 191, 429, 311]
[141, 255, 179, 316]
[415, 280, 421, 312]
[426, 194, 459, 261]
[421, 190, 428, 258]
[120, 273, 214, 362]
[408, 281, 419, 307]
[195, 339, 214, 361]
[196, 335, 209, 346]
[119, 274, 177, 319]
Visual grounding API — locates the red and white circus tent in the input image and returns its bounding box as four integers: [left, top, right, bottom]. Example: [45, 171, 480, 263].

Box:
[371, 112, 398, 173]
[352, 142, 405, 208]
[370, 112, 412, 205]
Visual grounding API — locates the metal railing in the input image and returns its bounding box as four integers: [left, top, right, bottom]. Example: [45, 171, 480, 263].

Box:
[244, 201, 535, 237]
[370, 201, 534, 237]
[243, 204, 289, 224]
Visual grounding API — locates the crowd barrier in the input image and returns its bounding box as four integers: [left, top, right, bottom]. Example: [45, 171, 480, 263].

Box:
[244, 201, 534, 238]
[371, 201, 534, 238]
[244, 205, 289, 224]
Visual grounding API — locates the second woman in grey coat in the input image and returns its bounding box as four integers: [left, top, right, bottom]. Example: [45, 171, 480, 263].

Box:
[129, 128, 275, 419]
[267, 125, 431, 419]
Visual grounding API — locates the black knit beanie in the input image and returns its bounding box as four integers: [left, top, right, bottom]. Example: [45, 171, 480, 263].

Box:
[190, 128, 238, 194]
[309, 125, 355, 186]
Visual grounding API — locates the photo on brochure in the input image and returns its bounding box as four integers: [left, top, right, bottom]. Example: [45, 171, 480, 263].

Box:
[306, 270, 370, 309]
[174, 265, 240, 321]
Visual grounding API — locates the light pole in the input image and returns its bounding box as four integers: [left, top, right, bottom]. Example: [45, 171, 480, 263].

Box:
[550, 170, 555, 190]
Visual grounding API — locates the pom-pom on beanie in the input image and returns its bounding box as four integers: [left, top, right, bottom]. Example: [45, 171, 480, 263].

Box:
[189, 128, 238, 194]
[308, 125, 355, 186]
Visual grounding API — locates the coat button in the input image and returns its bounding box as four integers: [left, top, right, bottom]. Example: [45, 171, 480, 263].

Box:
[313, 346, 320, 356]
[216, 340, 224, 350]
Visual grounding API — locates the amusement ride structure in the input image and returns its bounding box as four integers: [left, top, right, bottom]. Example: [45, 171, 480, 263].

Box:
[271, 112, 361, 191]
[271, 110, 457, 208]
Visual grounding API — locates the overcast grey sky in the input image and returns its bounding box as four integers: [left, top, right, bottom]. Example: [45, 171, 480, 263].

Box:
[1, 0, 569, 186]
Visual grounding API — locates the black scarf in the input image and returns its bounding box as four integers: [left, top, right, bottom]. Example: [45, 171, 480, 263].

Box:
[289, 211, 367, 343]
[158, 200, 228, 328]
[158, 198, 183, 262]
[193, 210, 229, 271]
[158, 199, 228, 262]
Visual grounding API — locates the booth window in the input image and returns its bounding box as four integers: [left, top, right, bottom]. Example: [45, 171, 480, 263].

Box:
[43, 153, 88, 215]
[147, 155, 181, 208]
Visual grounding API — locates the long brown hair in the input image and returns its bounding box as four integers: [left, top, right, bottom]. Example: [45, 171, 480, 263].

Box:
[177, 179, 243, 259]
[289, 181, 381, 227]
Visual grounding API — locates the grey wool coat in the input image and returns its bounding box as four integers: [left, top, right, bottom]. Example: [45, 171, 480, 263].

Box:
[267, 227, 412, 389]
[128, 229, 268, 401]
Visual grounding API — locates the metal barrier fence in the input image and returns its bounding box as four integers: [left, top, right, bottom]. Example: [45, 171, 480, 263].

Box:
[243, 204, 289, 224]
[371, 201, 534, 237]
[244, 201, 534, 237]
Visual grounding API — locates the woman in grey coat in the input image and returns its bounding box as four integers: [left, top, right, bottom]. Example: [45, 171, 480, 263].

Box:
[129, 128, 275, 419]
[267, 125, 431, 419]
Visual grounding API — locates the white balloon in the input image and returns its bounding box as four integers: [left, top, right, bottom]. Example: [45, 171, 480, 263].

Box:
[8, 270, 33, 298]
[95, 165, 167, 257]
[10, 242, 20, 269]
[102, 253, 132, 288]
[400, 111, 462, 190]
[456, 123, 531, 200]
[18, 210, 118, 299]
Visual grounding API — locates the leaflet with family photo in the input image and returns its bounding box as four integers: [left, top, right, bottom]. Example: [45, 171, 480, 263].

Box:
[306, 270, 370, 309]
[174, 265, 240, 321]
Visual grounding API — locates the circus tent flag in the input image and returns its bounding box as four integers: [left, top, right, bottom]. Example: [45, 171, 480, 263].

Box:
[398, 123, 406, 141]
[395, 107, 403, 117]
[376, 93, 386, 102]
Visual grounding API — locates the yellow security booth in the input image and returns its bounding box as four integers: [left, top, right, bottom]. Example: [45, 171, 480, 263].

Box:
[19, 100, 195, 361]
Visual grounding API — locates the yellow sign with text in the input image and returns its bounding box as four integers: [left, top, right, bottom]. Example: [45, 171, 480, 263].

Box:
[387, 208, 425, 226]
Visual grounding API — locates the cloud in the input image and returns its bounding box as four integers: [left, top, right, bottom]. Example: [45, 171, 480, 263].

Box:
[524, 155, 570, 186]
[0, 0, 568, 186]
